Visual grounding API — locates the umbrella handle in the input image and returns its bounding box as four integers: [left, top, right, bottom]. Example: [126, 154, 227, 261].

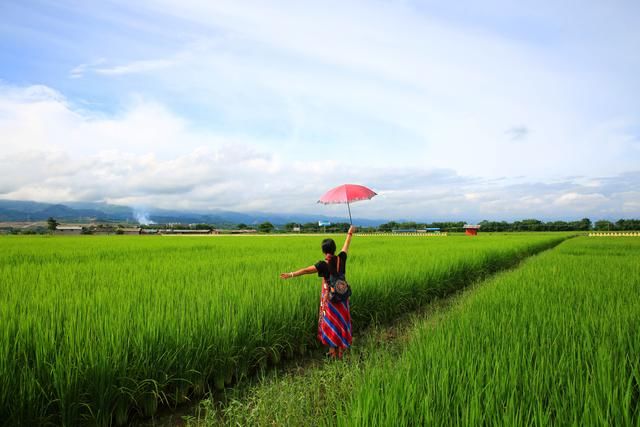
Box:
[347, 200, 352, 225]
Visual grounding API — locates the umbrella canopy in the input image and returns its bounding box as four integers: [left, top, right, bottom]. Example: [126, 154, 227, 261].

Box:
[318, 184, 377, 224]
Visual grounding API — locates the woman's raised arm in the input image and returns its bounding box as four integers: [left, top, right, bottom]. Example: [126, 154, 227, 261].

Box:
[280, 265, 317, 279]
[341, 225, 356, 254]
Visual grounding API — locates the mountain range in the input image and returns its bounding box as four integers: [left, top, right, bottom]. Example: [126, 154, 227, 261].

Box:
[0, 200, 386, 227]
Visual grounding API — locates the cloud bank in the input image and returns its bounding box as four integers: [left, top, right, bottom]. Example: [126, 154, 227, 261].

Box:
[0, 84, 637, 221]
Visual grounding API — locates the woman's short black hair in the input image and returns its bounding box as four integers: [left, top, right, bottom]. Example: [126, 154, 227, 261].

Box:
[321, 238, 336, 255]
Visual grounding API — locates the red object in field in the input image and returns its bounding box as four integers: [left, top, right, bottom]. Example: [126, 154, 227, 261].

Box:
[464, 225, 480, 236]
[318, 184, 377, 224]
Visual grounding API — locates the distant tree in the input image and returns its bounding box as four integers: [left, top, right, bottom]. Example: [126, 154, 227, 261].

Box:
[479, 220, 511, 232]
[194, 223, 212, 230]
[568, 218, 591, 231]
[378, 221, 398, 232]
[237, 223, 248, 230]
[258, 222, 275, 233]
[547, 221, 569, 231]
[519, 219, 544, 231]
[400, 221, 418, 230]
[302, 222, 319, 232]
[332, 222, 350, 232]
[615, 219, 640, 230]
[594, 220, 614, 231]
[284, 222, 298, 232]
[46, 217, 59, 233]
[579, 218, 592, 231]
[431, 222, 466, 232]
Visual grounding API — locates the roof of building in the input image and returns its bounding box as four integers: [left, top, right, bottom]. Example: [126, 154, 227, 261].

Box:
[56, 226, 82, 230]
[164, 229, 211, 233]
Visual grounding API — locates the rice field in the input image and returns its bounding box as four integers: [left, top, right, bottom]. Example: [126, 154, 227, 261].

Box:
[0, 233, 567, 426]
[339, 237, 640, 426]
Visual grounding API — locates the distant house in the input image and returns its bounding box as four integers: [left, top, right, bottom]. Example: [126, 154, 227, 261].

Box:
[140, 229, 159, 235]
[120, 228, 141, 235]
[228, 229, 257, 234]
[464, 225, 481, 236]
[162, 229, 212, 235]
[56, 226, 82, 235]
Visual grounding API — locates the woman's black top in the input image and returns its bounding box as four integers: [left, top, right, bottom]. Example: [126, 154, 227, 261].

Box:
[314, 251, 347, 280]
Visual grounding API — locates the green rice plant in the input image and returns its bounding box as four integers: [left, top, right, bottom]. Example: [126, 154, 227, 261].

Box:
[340, 237, 640, 426]
[0, 233, 568, 425]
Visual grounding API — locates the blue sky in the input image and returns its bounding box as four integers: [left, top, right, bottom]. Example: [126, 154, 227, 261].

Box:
[0, 0, 639, 221]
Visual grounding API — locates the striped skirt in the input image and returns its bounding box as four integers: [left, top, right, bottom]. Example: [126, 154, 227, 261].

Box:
[317, 280, 352, 348]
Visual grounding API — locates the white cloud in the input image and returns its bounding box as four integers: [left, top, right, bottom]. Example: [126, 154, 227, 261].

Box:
[71, 58, 177, 78]
[36, 1, 631, 179]
[2, 0, 619, 189]
[94, 59, 176, 76]
[1, 81, 639, 220]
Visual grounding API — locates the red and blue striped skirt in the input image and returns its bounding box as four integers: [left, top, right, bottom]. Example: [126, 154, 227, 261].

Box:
[317, 280, 352, 348]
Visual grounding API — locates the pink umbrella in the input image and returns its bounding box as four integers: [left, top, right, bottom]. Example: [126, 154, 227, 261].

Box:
[318, 184, 377, 225]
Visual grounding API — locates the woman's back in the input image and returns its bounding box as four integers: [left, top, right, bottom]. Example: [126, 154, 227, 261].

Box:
[315, 251, 347, 280]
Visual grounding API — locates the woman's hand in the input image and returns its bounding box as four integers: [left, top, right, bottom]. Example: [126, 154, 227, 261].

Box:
[280, 266, 316, 279]
[348, 225, 356, 234]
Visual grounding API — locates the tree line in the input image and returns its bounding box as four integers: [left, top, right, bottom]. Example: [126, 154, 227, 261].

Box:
[478, 218, 640, 232]
[3, 217, 639, 235]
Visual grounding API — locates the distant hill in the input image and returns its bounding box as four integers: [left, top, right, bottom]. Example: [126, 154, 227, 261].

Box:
[0, 199, 386, 227]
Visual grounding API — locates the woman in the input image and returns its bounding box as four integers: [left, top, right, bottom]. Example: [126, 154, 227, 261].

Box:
[280, 225, 356, 359]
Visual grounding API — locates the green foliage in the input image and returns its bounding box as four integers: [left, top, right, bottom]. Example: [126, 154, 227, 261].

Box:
[615, 219, 640, 230]
[258, 222, 275, 233]
[302, 222, 319, 232]
[594, 220, 615, 231]
[193, 223, 213, 230]
[46, 216, 59, 232]
[479, 218, 597, 231]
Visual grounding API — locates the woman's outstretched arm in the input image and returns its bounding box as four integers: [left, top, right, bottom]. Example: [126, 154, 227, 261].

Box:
[341, 225, 356, 254]
[280, 265, 317, 279]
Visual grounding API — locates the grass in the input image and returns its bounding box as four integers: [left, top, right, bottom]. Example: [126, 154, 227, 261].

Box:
[340, 237, 640, 426]
[183, 291, 463, 427]
[0, 233, 569, 425]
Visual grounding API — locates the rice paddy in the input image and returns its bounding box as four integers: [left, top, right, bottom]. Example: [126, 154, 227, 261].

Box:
[338, 237, 640, 426]
[0, 233, 568, 425]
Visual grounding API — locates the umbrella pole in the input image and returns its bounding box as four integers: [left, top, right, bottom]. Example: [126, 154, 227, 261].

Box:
[347, 200, 353, 225]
